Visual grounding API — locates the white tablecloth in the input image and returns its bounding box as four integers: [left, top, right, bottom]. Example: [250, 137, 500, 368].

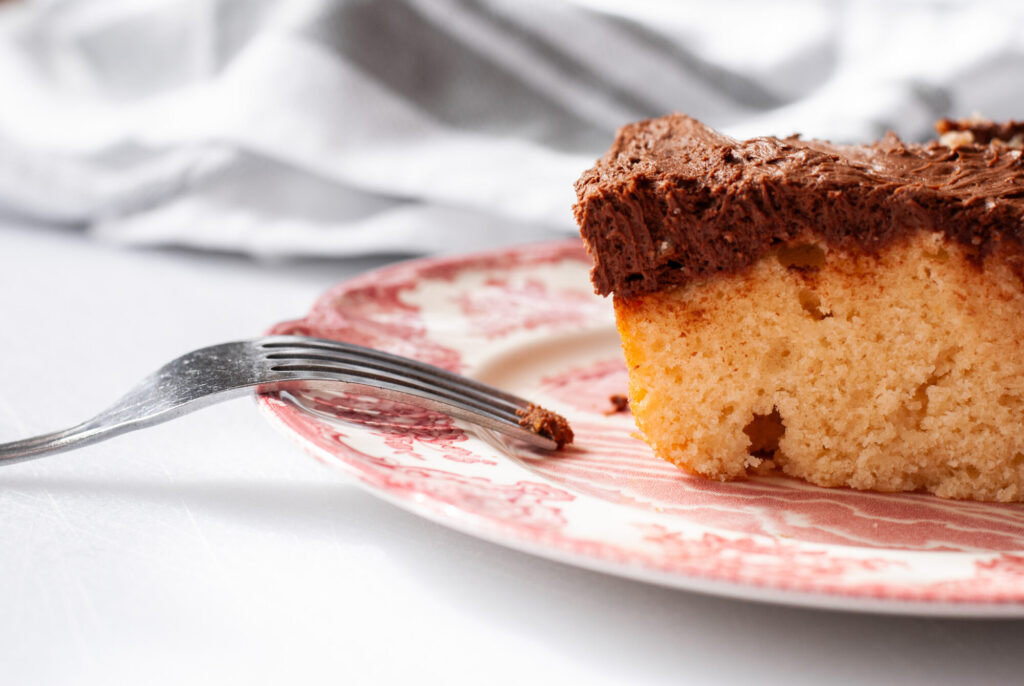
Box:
[1, 219, 1021, 685]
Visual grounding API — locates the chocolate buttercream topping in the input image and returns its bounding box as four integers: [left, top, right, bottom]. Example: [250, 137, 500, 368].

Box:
[574, 114, 1024, 298]
[936, 117, 1024, 146]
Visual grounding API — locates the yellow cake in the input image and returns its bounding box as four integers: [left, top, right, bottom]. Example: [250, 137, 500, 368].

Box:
[574, 114, 1024, 502]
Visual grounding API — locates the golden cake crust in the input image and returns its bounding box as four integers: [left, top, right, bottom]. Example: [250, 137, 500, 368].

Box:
[616, 233, 1024, 502]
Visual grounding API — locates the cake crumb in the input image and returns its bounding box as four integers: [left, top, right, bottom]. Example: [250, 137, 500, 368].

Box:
[516, 404, 573, 449]
[605, 394, 630, 415]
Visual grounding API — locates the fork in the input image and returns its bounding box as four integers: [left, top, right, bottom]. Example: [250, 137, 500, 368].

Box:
[0, 335, 572, 465]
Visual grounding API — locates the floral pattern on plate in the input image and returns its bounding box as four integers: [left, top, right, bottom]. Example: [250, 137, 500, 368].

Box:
[258, 240, 1024, 615]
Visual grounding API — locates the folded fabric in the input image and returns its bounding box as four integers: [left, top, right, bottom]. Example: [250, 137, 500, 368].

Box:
[0, 0, 1021, 257]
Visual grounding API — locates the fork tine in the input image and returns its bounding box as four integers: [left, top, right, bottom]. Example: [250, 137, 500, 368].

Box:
[262, 349, 523, 417]
[267, 361, 522, 424]
[259, 337, 572, 449]
[264, 364, 561, 449]
[260, 337, 528, 407]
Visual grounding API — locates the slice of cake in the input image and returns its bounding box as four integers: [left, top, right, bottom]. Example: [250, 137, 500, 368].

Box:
[574, 113, 1024, 502]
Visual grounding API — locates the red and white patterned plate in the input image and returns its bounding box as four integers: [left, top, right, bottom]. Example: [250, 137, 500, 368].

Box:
[258, 240, 1024, 616]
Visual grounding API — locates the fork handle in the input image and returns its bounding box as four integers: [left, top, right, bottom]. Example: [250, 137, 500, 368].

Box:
[0, 424, 107, 465]
[0, 386, 253, 466]
[0, 416, 160, 465]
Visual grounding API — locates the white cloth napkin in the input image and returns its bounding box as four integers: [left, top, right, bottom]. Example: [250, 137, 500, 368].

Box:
[1, 0, 1022, 257]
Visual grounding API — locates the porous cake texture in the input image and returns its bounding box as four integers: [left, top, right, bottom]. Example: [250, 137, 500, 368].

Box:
[575, 114, 1024, 502]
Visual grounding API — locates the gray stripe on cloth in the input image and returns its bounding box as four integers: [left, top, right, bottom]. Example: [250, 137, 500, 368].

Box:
[302, 0, 614, 153]
[600, 13, 787, 111]
[448, 0, 665, 122]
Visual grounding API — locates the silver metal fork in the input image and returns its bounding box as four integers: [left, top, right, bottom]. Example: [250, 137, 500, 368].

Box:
[0, 335, 571, 465]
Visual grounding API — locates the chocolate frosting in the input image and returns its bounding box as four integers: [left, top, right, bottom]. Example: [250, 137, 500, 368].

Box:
[936, 117, 1024, 145]
[574, 114, 1024, 298]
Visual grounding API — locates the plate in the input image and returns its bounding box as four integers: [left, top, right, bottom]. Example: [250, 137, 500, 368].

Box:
[258, 240, 1024, 616]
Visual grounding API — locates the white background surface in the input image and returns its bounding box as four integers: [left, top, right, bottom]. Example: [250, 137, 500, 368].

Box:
[2, 218, 1023, 685]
